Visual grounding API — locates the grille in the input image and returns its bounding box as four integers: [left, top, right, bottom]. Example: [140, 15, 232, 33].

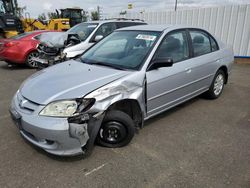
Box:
[37, 44, 60, 56]
[16, 92, 39, 113]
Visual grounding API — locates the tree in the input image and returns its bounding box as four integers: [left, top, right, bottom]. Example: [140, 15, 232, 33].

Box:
[82, 10, 88, 22]
[91, 11, 99, 21]
[38, 13, 46, 21]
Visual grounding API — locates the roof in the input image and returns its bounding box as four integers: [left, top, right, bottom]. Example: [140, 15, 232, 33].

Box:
[117, 25, 171, 32]
[117, 24, 204, 32]
[86, 19, 145, 24]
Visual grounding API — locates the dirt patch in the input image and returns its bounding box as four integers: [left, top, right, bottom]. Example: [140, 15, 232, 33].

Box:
[235, 58, 250, 64]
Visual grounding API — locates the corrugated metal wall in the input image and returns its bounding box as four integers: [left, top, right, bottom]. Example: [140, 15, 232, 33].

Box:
[108, 4, 250, 57]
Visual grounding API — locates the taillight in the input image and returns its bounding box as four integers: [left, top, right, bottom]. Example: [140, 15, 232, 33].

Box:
[4, 41, 19, 47]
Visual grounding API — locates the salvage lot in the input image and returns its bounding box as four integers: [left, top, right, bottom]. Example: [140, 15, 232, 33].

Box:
[0, 62, 249, 187]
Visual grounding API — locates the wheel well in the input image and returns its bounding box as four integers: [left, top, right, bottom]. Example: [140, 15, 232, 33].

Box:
[218, 66, 228, 84]
[25, 50, 38, 60]
[106, 99, 143, 129]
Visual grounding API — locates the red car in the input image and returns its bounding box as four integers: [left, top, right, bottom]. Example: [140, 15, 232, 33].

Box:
[0, 30, 51, 68]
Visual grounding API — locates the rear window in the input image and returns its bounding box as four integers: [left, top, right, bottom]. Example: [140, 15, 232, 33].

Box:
[11, 32, 32, 40]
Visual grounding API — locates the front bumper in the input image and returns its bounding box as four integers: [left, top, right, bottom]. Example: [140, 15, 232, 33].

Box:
[33, 56, 66, 69]
[9, 93, 103, 156]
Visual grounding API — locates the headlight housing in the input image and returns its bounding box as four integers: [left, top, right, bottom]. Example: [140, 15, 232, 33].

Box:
[39, 99, 94, 117]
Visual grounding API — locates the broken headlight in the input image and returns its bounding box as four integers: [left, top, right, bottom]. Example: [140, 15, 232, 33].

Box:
[39, 99, 95, 117]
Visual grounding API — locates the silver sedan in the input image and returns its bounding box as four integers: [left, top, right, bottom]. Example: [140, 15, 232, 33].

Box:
[9, 25, 234, 156]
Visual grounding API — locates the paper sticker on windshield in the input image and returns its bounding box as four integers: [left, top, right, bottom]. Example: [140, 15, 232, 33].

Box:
[88, 25, 97, 28]
[136, 34, 156, 41]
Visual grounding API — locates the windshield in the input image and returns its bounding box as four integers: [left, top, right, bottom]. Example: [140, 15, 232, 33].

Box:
[81, 30, 160, 70]
[61, 9, 82, 19]
[67, 23, 98, 41]
[0, 0, 14, 14]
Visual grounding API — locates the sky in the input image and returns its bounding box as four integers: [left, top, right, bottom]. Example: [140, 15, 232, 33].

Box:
[18, 0, 250, 18]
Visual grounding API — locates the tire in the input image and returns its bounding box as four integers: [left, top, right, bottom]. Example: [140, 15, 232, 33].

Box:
[25, 51, 39, 68]
[205, 69, 225, 99]
[96, 110, 135, 148]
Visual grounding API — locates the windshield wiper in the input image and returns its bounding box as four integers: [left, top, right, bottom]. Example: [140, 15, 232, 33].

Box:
[89, 62, 126, 71]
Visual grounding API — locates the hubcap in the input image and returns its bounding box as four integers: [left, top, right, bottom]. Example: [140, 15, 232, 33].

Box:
[27, 52, 39, 67]
[100, 121, 127, 144]
[214, 74, 224, 96]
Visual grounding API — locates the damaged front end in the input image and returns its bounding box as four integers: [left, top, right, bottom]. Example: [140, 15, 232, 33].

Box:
[68, 112, 105, 156]
[34, 32, 81, 69]
[62, 73, 146, 156]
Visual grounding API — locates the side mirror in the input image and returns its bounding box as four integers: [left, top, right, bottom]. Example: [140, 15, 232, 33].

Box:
[148, 57, 174, 70]
[94, 35, 104, 42]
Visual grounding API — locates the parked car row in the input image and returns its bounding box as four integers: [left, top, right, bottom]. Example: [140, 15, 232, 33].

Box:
[0, 19, 147, 68]
[7, 20, 234, 157]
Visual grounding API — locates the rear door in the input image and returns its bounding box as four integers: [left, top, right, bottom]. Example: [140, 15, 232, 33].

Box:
[187, 29, 220, 91]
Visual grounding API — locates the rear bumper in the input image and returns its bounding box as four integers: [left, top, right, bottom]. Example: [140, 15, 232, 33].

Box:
[0, 49, 26, 64]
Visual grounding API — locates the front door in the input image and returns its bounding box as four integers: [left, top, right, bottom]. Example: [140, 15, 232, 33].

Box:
[146, 30, 194, 118]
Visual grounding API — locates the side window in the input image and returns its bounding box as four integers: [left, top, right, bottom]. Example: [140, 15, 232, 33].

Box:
[210, 36, 219, 52]
[94, 22, 116, 38]
[116, 22, 127, 29]
[116, 22, 147, 29]
[154, 31, 189, 63]
[33, 34, 41, 40]
[190, 30, 211, 56]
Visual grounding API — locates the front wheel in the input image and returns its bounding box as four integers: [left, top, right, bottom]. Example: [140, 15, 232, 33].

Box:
[96, 110, 135, 148]
[205, 70, 225, 99]
[25, 51, 39, 68]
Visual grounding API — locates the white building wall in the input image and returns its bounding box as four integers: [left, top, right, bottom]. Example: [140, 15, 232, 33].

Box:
[107, 4, 250, 57]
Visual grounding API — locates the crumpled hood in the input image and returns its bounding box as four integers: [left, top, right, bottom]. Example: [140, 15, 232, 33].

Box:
[20, 60, 131, 105]
[39, 32, 68, 48]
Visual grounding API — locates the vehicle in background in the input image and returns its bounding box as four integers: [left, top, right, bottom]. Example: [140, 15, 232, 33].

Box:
[34, 19, 147, 68]
[9, 25, 234, 157]
[0, 0, 23, 38]
[22, 8, 84, 33]
[59, 8, 84, 27]
[22, 18, 70, 32]
[0, 30, 53, 67]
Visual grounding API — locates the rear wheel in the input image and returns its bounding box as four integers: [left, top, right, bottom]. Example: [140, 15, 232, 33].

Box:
[96, 110, 135, 148]
[205, 69, 225, 99]
[25, 51, 39, 68]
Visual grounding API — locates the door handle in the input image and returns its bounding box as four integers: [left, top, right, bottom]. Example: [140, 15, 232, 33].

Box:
[185, 68, 192, 73]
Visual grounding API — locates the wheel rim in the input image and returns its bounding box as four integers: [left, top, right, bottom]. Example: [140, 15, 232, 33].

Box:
[100, 121, 127, 144]
[27, 52, 39, 67]
[214, 74, 224, 96]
